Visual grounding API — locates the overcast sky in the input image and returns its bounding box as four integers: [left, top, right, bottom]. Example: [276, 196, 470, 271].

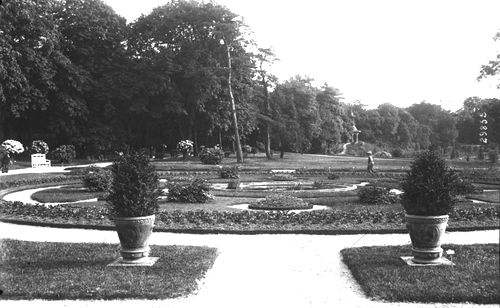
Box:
[102, 0, 500, 111]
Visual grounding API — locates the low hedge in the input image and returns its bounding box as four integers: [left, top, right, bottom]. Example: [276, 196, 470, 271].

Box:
[0, 175, 81, 191]
[1, 200, 497, 232]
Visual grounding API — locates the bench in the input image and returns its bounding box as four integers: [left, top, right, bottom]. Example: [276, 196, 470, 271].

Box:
[31, 154, 51, 168]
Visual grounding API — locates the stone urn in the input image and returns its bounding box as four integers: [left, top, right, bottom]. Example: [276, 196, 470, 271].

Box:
[405, 214, 449, 264]
[114, 215, 155, 262]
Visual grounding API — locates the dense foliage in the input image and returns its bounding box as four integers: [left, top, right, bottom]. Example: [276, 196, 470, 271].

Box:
[107, 151, 161, 217]
[220, 166, 239, 179]
[82, 166, 113, 192]
[166, 179, 213, 203]
[50, 145, 76, 164]
[199, 147, 224, 165]
[401, 151, 464, 216]
[0, 0, 498, 160]
[358, 186, 399, 205]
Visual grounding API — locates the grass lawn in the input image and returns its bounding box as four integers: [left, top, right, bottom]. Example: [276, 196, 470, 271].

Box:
[0, 239, 218, 300]
[341, 244, 500, 304]
[31, 186, 105, 203]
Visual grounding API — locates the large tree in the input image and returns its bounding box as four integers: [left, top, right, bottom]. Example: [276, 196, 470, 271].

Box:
[128, 0, 256, 161]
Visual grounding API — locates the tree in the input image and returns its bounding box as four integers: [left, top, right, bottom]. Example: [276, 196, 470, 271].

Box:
[0, 0, 88, 144]
[128, 0, 255, 161]
[270, 76, 320, 156]
[254, 47, 278, 159]
[314, 85, 345, 153]
[478, 31, 500, 88]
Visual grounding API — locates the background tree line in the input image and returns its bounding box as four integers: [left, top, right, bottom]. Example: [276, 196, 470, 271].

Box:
[1, 0, 498, 159]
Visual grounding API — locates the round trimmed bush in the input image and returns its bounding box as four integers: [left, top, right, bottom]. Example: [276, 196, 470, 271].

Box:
[167, 178, 213, 203]
[249, 193, 312, 210]
[199, 147, 224, 164]
[358, 186, 399, 205]
[83, 166, 113, 192]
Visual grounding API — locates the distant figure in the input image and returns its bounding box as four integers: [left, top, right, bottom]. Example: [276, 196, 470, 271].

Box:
[367, 151, 375, 174]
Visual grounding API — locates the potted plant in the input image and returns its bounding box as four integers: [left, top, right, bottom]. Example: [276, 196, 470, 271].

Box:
[107, 151, 161, 263]
[400, 150, 463, 264]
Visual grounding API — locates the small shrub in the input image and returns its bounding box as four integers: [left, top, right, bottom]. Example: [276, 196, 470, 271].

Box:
[450, 147, 460, 160]
[51, 145, 76, 164]
[30, 140, 49, 154]
[226, 180, 241, 190]
[199, 147, 224, 164]
[391, 148, 403, 158]
[83, 166, 113, 192]
[489, 151, 498, 163]
[176, 140, 193, 159]
[155, 144, 168, 159]
[327, 172, 340, 180]
[401, 150, 463, 216]
[248, 193, 312, 210]
[242, 145, 252, 153]
[478, 147, 485, 160]
[107, 151, 161, 217]
[167, 178, 213, 203]
[220, 166, 239, 179]
[358, 186, 399, 205]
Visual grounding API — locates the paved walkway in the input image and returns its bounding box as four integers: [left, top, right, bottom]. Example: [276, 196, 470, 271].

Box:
[0, 162, 112, 177]
[0, 222, 498, 308]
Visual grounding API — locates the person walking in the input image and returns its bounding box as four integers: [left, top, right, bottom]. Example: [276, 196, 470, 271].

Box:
[367, 151, 375, 174]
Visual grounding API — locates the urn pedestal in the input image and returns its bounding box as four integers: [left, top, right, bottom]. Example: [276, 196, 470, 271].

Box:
[113, 215, 155, 263]
[405, 214, 449, 264]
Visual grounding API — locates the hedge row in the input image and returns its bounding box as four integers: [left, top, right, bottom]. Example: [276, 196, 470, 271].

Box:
[0, 175, 81, 191]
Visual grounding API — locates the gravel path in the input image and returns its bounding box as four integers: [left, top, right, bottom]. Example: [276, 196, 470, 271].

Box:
[0, 222, 498, 308]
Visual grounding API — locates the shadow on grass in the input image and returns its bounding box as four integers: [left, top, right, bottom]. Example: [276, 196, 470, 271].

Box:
[0, 239, 218, 300]
[341, 244, 499, 304]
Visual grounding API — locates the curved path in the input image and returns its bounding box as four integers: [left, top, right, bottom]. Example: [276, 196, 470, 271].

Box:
[0, 222, 498, 308]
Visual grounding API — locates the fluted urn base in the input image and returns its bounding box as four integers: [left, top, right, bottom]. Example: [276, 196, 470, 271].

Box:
[405, 214, 449, 264]
[113, 215, 155, 262]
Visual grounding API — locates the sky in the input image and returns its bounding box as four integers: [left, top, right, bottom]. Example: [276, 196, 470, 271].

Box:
[102, 0, 500, 112]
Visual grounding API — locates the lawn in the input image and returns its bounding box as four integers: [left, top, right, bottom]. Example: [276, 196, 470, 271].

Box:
[0, 239, 218, 300]
[341, 244, 500, 304]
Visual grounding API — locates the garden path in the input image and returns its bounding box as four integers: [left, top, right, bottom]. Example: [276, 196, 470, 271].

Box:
[0, 222, 498, 308]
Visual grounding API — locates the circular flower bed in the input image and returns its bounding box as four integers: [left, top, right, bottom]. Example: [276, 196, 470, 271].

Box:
[248, 193, 313, 210]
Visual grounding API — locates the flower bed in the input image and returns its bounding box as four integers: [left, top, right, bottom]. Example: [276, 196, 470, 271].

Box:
[248, 193, 312, 210]
[1, 200, 497, 233]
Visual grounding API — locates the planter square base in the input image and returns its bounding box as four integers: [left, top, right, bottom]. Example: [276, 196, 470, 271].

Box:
[107, 257, 159, 267]
[400, 256, 454, 266]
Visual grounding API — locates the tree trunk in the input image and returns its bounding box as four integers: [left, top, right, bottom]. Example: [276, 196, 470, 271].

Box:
[226, 44, 243, 163]
[262, 74, 272, 160]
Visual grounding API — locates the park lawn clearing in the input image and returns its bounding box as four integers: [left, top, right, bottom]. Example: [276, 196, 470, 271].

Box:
[341, 244, 499, 304]
[1, 239, 218, 300]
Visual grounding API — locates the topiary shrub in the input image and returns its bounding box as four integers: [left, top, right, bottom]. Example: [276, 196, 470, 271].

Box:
[107, 151, 161, 217]
[83, 166, 113, 192]
[167, 178, 213, 203]
[401, 150, 463, 216]
[249, 193, 312, 210]
[199, 147, 224, 164]
[220, 166, 239, 179]
[358, 186, 399, 205]
[50, 145, 76, 164]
